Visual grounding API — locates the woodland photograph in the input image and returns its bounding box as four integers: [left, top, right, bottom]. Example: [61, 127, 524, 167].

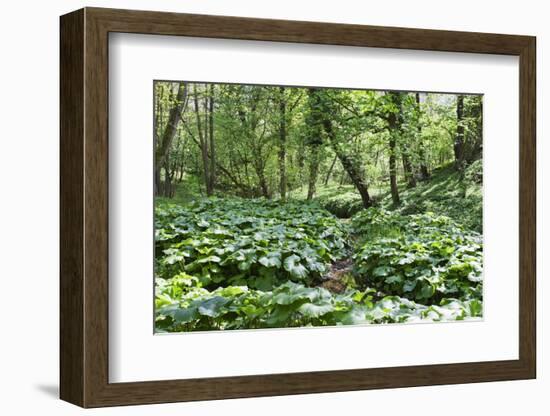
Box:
[154, 81, 483, 333]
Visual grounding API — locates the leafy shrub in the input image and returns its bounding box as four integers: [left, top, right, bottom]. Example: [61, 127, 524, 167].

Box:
[291, 184, 365, 218]
[352, 208, 483, 304]
[350, 207, 406, 241]
[463, 159, 483, 184]
[317, 192, 364, 218]
[155, 198, 349, 290]
[155, 280, 482, 332]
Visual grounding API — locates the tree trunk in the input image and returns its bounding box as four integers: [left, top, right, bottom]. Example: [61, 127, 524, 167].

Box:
[193, 84, 212, 196]
[251, 138, 270, 198]
[419, 154, 430, 180]
[324, 154, 338, 185]
[454, 94, 465, 170]
[339, 170, 347, 186]
[387, 93, 401, 206]
[466, 96, 483, 163]
[389, 131, 400, 205]
[402, 152, 416, 188]
[208, 84, 216, 194]
[416, 93, 430, 180]
[305, 89, 323, 200]
[306, 147, 320, 200]
[399, 94, 415, 188]
[278, 87, 287, 201]
[310, 88, 372, 208]
[154, 82, 187, 196]
[154, 168, 162, 197]
[163, 161, 173, 197]
[257, 168, 270, 198]
[322, 117, 372, 208]
[177, 154, 185, 183]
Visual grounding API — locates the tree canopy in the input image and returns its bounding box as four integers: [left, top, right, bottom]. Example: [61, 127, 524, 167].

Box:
[154, 82, 482, 206]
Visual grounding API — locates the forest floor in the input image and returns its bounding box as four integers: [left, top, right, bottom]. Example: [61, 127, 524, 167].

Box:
[154, 162, 483, 331]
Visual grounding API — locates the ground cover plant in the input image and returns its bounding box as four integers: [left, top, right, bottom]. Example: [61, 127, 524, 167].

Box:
[154, 82, 483, 332]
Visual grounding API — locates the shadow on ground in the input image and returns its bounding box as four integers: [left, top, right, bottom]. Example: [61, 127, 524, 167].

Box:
[34, 384, 58, 399]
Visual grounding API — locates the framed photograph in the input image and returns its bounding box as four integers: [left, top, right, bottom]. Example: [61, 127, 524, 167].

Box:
[60, 7, 536, 408]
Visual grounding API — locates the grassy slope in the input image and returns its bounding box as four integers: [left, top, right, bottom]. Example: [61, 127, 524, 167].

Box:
[309, 164, 482, 232]
[380, 164, 482, 232]
[155, 175, 204, 206]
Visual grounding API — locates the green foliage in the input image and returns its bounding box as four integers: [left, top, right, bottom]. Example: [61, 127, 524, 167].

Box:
[155, 199, 483, 332]
[312, 186, 365, 218]
[155, 198, 349, 290]
[381, 165, 483, 232]
[350, 206, 405, 241]
[153, 83, 484, 333]
[156, 280, 482, 332]
[352, 208, 483, 304]
[290, 184, 368, 218]
[322, 197, 363, 218]
[464, 159, 483, 184]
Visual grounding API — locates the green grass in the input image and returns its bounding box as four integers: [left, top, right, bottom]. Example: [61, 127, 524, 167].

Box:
[155, 175, 204, 206]
[290, 183, 387, 218]
[291, 164, 482, 232]
[380, 164, 482, 232]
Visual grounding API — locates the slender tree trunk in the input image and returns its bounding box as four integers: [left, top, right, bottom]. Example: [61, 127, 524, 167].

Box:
[419, 153, 430, 180]
[250, 139, 270, 198]
[278, 87, 287, 201]
[194, 84, 212, 196]
[322, 117, 371, 207]
[467, 97, 483, 163]
[324, 154, 338, 185]
[154, 84, 164, 195]
[305, 89, 323, 200]
[163, 161, 173, 197]
[416, 93, 430, 180]
[177, 149, 185, 183]
[389, 131, 400, 205]
[203, 86, 214, 196]
[154, 82, 187, 196]
[154, 169, 162, 196]
[306, 147, 320, 200]
[399, 94, 415, 188]
[454, 94, 465, 170]
[310, 88, 372, 208]
[387, 94, 401, 206]
[339, 170, 347, 186]
[402, 152, 416, 188]
[257, 167, 270, 198]
[208, 84, 216, 193]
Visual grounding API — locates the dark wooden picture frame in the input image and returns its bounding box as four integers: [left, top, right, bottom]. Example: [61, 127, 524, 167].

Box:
[60, 7, 536, 408]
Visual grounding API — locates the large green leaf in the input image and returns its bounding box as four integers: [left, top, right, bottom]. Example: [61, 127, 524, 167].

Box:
[258, 252, 282, 268]
[173, 307, 198, 323]
[299, 302, 334, 318]
[197, 296, 229, 317]
[283, 255, 308, 279]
